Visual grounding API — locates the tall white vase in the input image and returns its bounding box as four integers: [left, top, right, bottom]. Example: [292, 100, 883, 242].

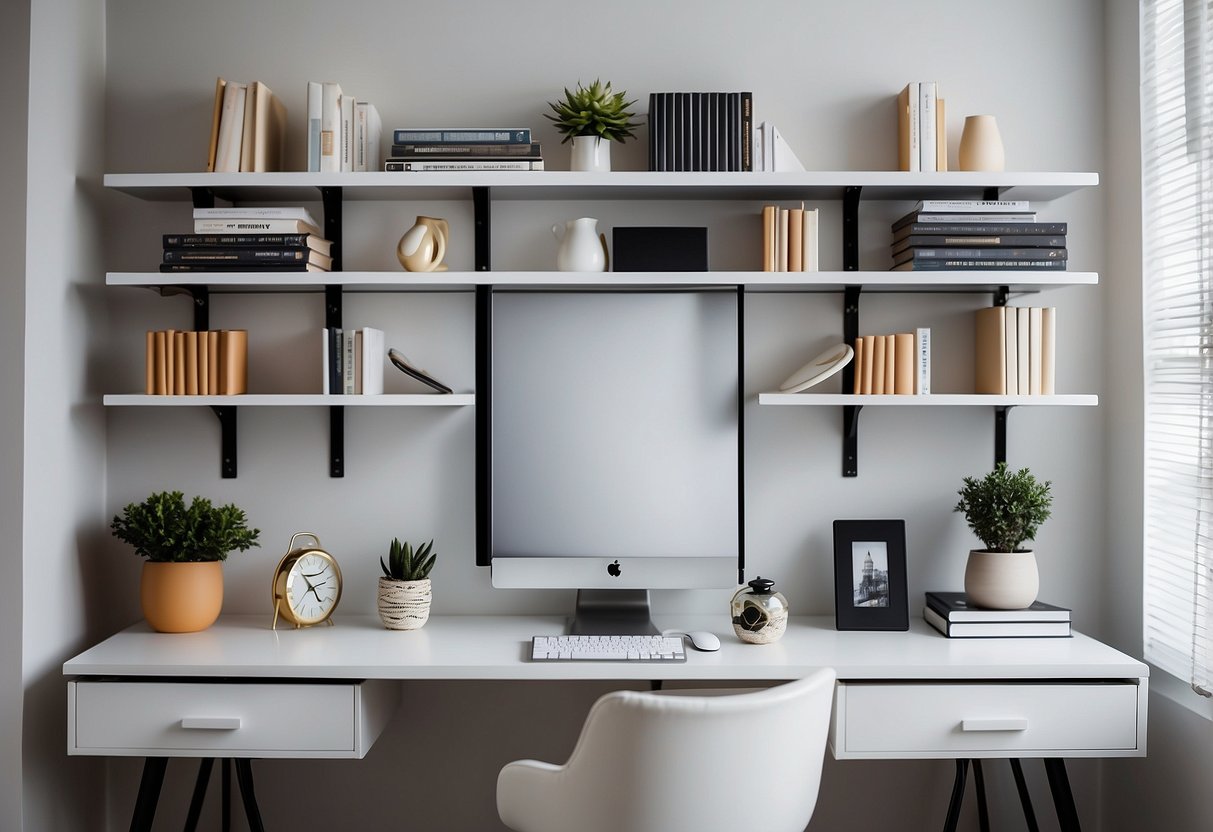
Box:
[570, 136, 611, 172]
[552, 217, 607, 271]
[958, 115, 1005, 172]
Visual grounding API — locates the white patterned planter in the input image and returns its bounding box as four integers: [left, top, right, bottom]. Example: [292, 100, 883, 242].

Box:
[377, 577, 432, 630]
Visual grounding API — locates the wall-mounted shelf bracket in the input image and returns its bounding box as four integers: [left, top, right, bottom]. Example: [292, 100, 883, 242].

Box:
[190, 187, 216, 210]
[841, 284, 862, 477]
[319, 187, 343, 271]
[324, 283, 344, 477]
[473, 187, 491, 271]
[994, 405, 1011, 466]
[210, 406, 237, 478]
[993, 285, 1009, 307]
[843, 404, 863, 478]
[185, 285, 210, 331]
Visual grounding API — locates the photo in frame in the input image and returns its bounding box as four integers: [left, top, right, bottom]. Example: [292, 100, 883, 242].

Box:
[832, 519, 909, 631]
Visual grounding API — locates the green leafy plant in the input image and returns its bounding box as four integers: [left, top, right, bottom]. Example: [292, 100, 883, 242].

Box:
[545, 79, 640, 144]
[954, 462, 1053, 553]
[380, 538, 437, 582]
[110, 490, 260, 562]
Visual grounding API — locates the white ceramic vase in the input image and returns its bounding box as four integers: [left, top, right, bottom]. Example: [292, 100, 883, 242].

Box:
[570, 135, 611, 172]
[963, 549, 1039, 610]
[958, 115, 1005, 172]
[377, 577, 432, 630]
[552, 217, 607, 272]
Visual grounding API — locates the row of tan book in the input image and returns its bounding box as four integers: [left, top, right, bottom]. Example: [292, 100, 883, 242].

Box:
[974, 306, 1057, 395]
[897, 81, 946, 172]
[144, 330, 247, 396]
[761, 204, 819, 271]
[207, 78, 286, 173]
[853, 329, 930, 395]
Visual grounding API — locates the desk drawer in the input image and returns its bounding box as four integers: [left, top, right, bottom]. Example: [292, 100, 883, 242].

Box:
[69, 680, 398, 759]
[831, 682, 1142, 760]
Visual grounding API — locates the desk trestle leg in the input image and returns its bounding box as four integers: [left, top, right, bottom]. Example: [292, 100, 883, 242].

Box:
[128, 757, 167, 832]
[1044, 758, 1082, 832]
[1010, 758, 1040, 832]
[126, 756, 265, 832]
[942, 758, 1080, 832]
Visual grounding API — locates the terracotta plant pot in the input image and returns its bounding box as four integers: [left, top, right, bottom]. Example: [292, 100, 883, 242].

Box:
[377, 577, 432, 630]
[963, 549, 1039, 610]
[140, 561, 224, 633]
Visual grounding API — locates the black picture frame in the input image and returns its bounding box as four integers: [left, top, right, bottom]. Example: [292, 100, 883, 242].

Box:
[832, 519, 909, 631]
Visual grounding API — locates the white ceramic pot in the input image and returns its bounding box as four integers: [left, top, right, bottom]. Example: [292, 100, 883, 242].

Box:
[552, 217, 607, 272]
[963, 549, 1039, 610]
[377, 577, 432, 630]
[570, 135, 611, 172]
[958, 115, 1005, 172]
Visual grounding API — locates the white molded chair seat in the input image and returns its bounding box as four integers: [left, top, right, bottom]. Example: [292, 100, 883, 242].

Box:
[496, 667, 836, 832]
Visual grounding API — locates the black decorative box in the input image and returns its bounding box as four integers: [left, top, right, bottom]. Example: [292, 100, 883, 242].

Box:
[611, 227, 708, 272]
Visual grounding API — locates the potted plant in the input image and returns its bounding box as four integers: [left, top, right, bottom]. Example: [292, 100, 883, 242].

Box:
[545, 79, 640, 172]
[953, 462, 1053, 609]
[110, 490, 260, 632]
[378, 538, 437, 630]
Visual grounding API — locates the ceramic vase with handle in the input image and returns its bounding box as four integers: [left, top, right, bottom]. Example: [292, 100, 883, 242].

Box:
[397, 216, 449, 272]
[570, 136, 611, 172]
[958, 115, 1006, 172]
[552, 217, 608, 271]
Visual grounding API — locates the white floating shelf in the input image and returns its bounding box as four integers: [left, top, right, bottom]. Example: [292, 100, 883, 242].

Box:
[758, 393, 1098, 406]
[104, 171, 1098, 203]
[103, 394, 474, 407]
[107, 270, 1098, 294]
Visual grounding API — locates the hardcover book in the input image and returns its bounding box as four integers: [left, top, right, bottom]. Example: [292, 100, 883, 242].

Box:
[384, 159, 544, 172]
[924, 605, 1071, 638]
[925, 591, 1071, 621]
[892, 223, 1067, 241]
[391, 128, 531, 144]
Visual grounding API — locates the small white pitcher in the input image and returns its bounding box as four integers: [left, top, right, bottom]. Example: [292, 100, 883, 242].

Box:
[552, 217, 607, 272]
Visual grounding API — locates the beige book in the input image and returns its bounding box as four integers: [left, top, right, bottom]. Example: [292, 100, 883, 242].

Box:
[853, 337, 864, 394]
[872, 334, 886, 394]
[776, 208, 789, 272]
[173, 332, 186, 395]
[153, 331, 167, 395]
[252, 81, 287, 172]
[884, 335, 896, 394]
[1016, 307, 1030, 395]
[239, 79, 257, 172]
[221, 330, 248, 395]
[206, 77, 226, 172]
[803, 208, 819, 271]
[861, 335, 876, 394]
[974, 307, 1007, 394]
[936, 98, 947, 171]
[184, 331, 199, 395]
[145, 331, 155, 395]
[762, 205, 775, 271]
[198, 331, 210, 396]
[1028, 307, 1044, 395]
[165, 329, 176, 395]
[894, 332, 914, 394]
[1041, 307, 1056, 394]
[207, 331, 220, 394]
[214, 82, 246, 173]
[788, 206, 804, 271]
[897, 83, 913, 171]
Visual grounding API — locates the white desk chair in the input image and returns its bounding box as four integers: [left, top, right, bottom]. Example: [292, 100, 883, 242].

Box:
[496, 667, 836, 832]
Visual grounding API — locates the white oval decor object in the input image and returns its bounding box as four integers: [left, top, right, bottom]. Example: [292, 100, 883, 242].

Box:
[570, 135, 611, 172]
[963, 549, 1039, 610]
[377, 577, 432, 630]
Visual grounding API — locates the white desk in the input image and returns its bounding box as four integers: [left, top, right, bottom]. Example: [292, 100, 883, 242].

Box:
[63, 614, 1147, 831]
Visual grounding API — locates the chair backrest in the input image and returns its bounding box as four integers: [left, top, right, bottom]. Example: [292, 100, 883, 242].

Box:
[500, 668, 836, 832]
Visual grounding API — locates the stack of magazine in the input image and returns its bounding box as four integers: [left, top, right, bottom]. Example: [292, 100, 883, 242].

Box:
[923, 591, 1071, 638]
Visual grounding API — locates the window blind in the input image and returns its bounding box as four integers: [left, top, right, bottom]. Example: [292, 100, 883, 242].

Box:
[1141, 0, 1213, 696]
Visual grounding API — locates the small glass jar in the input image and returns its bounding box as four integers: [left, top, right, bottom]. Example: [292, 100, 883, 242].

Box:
[730, 576, 789, 644]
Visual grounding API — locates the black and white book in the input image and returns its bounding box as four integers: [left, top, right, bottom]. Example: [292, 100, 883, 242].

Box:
[893, 247, 1067, 265]
[390, 142, 542, 157]
[384, 159, 544, 172]
[163, 233, 331, 255]
[893, 211, 1037, 230]
[193, 206, 320, 228]
[912, 200, 1030, 213]
[892, 259, 1067, 271]
[925, 591, 1071, 622]
[162, 247, 332, 269]
[892, 222, 1068, 241]
[892, 235, 1067, 254]
[924, 605, 1071, 638]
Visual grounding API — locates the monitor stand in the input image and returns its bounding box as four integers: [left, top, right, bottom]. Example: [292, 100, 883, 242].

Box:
[568, 589, 660, 635]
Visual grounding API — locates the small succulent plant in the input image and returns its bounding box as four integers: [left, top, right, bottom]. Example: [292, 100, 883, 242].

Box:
[380, 538, 437, 582]
[545, 79, 640, 144]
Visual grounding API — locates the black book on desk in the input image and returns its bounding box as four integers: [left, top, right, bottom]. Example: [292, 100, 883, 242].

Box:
[924, 591, 1071, 638]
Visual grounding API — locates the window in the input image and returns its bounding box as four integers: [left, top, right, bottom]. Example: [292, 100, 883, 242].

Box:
[1141, 0, 1213, 696]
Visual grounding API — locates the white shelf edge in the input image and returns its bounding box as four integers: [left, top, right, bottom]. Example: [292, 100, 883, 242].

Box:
[103, 394, 474, 407]
[757, 393, 1099, 406]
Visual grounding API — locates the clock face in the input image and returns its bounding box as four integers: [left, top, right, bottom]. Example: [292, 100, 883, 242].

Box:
[284, 552, 341, 624]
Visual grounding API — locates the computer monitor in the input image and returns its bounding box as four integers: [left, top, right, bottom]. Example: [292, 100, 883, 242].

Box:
[483, 289, 743, 634]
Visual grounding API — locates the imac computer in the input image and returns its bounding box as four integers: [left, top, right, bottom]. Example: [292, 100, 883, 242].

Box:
[483, 289, 743, 634]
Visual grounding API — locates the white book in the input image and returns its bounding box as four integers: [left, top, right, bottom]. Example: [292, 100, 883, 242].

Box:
[753, 122, 766, 171]
[1041, 307, 1056, 394]
[914, 200, 1031, 213]
[802, 208, 819, 271]
[916, 327, 931, 394]
[906, 81, 920, 173]
[1028, 306, 1044, 395]
[1016, 307, 1030, 394]
[195, 218, 323, 235]
[1004, 308, 1018, 395]
[320, 82, 342, 173]
[771, 125, 805, 172]
[366, 103, 382, 172]
[194, 206, 320, 227]
[321, 329, 329, 394]
[361, 327, 385, 395]
[343, 330, 356, 394]
[354, 102, 369, 172]
[306, 81, 322, 173]
[341, 93, 356, 172]
[239, 80, 257, 172]
[918, 82, 936, 172]
[213, 82, 246, 173]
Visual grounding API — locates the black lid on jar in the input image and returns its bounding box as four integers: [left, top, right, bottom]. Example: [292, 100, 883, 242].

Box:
[747, 576, 776, 594]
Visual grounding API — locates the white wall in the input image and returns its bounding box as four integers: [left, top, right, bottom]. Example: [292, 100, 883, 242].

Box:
[96, 0, 1108, 829]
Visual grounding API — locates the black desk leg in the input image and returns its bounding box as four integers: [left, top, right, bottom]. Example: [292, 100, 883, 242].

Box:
[1044, 758, 1083, 832]
[972, 760, 990, 832]
[234, 759, 266, 832]
[942, 759, 969, 832]
[128, 757, 167, 832]
[184, 758, 214, 832]
[222, 758, 232, 832]
[1010, 758, 1040, 832]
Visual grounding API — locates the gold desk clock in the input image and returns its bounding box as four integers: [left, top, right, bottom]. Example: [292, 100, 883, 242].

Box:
[271, 532, 343, 629]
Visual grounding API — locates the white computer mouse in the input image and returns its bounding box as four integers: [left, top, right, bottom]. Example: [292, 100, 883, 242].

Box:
[666, 630, 720, 652]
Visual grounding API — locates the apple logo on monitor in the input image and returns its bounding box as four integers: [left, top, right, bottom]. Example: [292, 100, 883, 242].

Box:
[607, 560, 622, 577]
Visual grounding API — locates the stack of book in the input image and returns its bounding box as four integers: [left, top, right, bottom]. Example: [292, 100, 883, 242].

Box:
[207, 77, 287, 173]
[760, 204, 819, 271]
[384, 128, 543, 171]
[923, 591, 1072, 638]
[852, 329, 930, 395]
[892, 200, 1068, 271]
[322, 326, 385, 395]
[144, 329, 247, 395]
[897, 81, 946, 172]
[306, 81, 382, 172]
[162, 208, 332, 273]
[974, 306, 1057, 395]
[647, 92, 753, 171]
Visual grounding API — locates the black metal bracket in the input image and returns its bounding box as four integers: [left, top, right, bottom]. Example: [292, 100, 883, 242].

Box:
[320, 186, 343, 271]
[475, 284, 492, 566]
[210, 406, 237, 478]
[185, 285, 210, 332]
[994, 405, 1010, 466]
[320, 187, 345, 478]
[473, 187, 491, 271]
[994, 285, 1009, 307]
[190, 187, 216, 210]
[841, 186, 863, 477]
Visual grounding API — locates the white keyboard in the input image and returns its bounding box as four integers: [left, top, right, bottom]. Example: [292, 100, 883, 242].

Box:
[531, 634, 687, 662]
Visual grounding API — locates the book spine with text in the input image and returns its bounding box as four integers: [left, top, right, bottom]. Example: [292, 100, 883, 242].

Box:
[391, 128, 531, 144]
[194, 219, 322, 235]
[385, 159, 544, 171]
[306, 81, 321, 172]
[893, 222, 1068, 237]
[164, 234, 326, 250]
[897, 248, 1068, 261]
[893, 260, 1067, 271]
[390, 142, 542, 156]
[916, 328, 930, 394]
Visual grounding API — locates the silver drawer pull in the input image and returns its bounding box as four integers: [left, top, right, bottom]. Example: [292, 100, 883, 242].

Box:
[180, 717, 241, 731]
[961, 718, 1029, 732]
